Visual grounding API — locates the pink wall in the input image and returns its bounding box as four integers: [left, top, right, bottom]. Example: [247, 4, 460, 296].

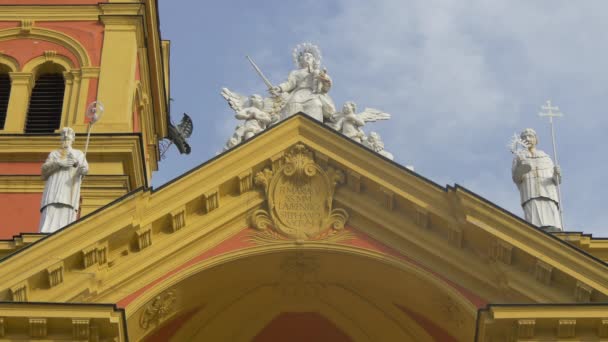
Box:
[0, 193, 41, 238]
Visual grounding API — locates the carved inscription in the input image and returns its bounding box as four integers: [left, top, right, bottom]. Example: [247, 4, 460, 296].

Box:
[253, 144, 348, 240]
[274, 179, 324, 231]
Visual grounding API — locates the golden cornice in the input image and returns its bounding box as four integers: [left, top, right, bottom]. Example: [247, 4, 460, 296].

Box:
[0, 302, 126, 341]
[99, 3, 144, 17]
[477, 304, 608, 341]
[0, 134, 146, 189]
[0, 174, 129, 193]
[0, 6, 100, 21]
[0, 233, 45, 259]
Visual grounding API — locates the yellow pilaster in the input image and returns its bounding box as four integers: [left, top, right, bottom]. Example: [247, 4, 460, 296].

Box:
[60, 70, 76, 130]
[72, 67, 100, 131]
[2, 72, 34, 133]
[96, 16, 140, 133]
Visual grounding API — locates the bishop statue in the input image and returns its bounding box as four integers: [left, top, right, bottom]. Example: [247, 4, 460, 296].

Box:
[39, 127, 88, 233]
[511, 128, 562, 230]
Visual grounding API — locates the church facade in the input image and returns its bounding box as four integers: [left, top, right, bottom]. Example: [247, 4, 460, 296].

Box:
[1, 1, 608, 341]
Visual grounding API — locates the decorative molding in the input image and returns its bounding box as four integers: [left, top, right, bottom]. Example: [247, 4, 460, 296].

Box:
[82, 242, 108, 269]
[237, 170, 253, 194]
[0, 26, 91, 67]
[170, 207, 186, 232]
[534, 260, 553, 285]
[439, 297, 466, 328]
[574, 281, 593, 302]
[558, 319, 576, 338]
[0, 6, 100, 21]
[72, 319, 89, 339]
[135, 225, 152, 251]
[517, 319, 535, 338]
[20, 19, 33, 34]
[203, 189, 219, 213]
[598, 319, 608, 338]
[0, 52, 19, 72]
[46, 261, 64, 288]
[491, 240, 513, 265]
[252, 144, 349, 240]
[381, 187, 394, 210]
[28, 318, 46, 338]
[80, 66, 101, 79]
[270, 152, 284, 171]
[314, 151, 329, 168]
[139, 289, 176, 330]
[415, 208, 429, 229]
[9, 281, 28, 302]
[97, 242, 108, 266]
[447, 224, 463, 248]
[346, 170, 361, 193]
[43, 50, 57, 61]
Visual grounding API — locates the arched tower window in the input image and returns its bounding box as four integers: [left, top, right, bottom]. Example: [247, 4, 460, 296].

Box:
[25, 62, 65, 133]
[0, 65, 11, 130]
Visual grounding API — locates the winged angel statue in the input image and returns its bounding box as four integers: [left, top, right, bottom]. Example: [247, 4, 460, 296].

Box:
[221, 89, 278, 150]
[221, 43, 394, 159]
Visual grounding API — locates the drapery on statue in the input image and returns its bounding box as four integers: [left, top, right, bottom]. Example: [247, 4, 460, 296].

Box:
[270, 42, 336, 121]
[511, 128, 562, 230]
[39, 127, 88, 233]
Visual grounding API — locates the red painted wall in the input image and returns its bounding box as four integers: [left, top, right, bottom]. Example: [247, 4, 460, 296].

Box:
[0, 193, 41, 238]
[0, 162, 42, 175]
[38, 21, 104, 66]
[0, 21, 104, 69]
[0, 0, 106, 4]
[254, 312, 353, 342]
[0, 39, 79, 69]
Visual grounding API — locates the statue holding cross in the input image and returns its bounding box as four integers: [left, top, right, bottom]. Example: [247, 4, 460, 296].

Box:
[510, 100, 564, 231]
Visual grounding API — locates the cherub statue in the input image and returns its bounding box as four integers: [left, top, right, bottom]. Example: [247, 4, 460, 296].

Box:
[270, 43, 336, 121]
[364, 131, 394, 160]
[221, 88, 276, 150]
[327, 101, 391, 143]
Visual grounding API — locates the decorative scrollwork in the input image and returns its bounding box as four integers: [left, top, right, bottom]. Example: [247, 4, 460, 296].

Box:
[251, 209, 272, 231]
[250, 144, 349, 241]
[327, 208, 349, 231]
[283, 144, 316, 179]
[139, 290, 176, 330]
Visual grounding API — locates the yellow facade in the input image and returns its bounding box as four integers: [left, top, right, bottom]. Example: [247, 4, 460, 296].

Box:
[1, 2, 608, 342]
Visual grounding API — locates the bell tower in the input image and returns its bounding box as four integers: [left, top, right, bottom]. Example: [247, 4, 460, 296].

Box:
[0, 0, 170, 238]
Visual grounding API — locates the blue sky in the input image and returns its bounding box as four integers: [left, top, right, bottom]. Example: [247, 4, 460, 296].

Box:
[154, 0, 608, 236]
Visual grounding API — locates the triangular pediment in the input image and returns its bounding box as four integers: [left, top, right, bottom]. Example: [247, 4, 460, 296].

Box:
[2, 114, 608, 340]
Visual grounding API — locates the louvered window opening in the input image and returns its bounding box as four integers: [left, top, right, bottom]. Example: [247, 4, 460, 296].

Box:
[25, 74, 65, 133]
[0, 74, 10, 129]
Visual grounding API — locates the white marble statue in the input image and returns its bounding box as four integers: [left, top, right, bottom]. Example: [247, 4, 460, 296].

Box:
[39, 127, 89, 233]
[220, 43, 395, 159]
[222, 89, 276, 150]
[270, 43, 336, 121]
[511, 128, 562, 230]
[327, 101, 391, 143]
[364, 131, 394, 160]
